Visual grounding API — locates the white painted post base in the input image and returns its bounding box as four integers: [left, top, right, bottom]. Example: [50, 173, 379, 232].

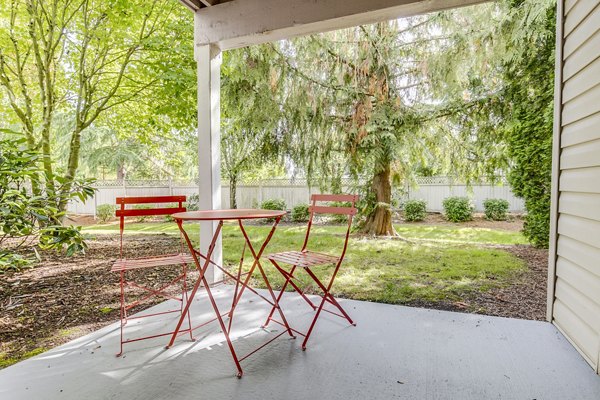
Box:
[196, 41, 223, 284]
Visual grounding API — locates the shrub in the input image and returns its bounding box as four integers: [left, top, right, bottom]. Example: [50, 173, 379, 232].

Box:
[0, 130, 93, 271]
[133, 204, 152, 222]
[0, 252, 34, 274]
[291, 203, 310, 222]
[483, 199, 510, 221]
[96, 204, 116, 223]
[442, 197, 473, 222]
[403, 200, 427, 222]
[330, 201, 352, 224]
[261, 198, 286, 211]
[260, 198, 287, 222]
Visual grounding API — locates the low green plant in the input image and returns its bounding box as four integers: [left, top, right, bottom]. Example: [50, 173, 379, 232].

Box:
[403, 199, 427, 222]
[330, 201, 352, 224]
[442, 197, 473, 222]
[291, 203, 310, 222]
[261, 198, 286, 211]
[260, 198, 287, 222]
[483, 199, 510, 221]
[96, 204, 115, 223]
[132, 204, 152, 222]
[0, 252, 33, 274]
[0, 130, 94, 272]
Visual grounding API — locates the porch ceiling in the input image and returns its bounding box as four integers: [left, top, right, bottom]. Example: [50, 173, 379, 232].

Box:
[183, 0, 490, 50]
[1, 286, 599, 399]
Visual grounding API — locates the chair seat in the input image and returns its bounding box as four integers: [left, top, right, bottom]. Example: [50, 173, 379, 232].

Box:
[268, 250, 339, 268]
[111, 253, 195, 272]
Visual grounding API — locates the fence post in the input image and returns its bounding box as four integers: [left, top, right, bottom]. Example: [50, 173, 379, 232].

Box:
[168, 177, 173, 196]
[258, 181, 263, 205]
[123, 179, 127, 197]
[93, 192, 97, 219]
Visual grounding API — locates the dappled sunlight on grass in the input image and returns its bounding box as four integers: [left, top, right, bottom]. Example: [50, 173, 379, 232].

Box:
[84, 221, 526, 305]
[394, 224, 527, 245]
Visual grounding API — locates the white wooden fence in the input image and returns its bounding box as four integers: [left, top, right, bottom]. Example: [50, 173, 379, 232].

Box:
[67, 177, 525, 216]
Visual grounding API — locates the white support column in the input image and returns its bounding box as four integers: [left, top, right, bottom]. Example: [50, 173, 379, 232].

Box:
[196, 41, 222, 283]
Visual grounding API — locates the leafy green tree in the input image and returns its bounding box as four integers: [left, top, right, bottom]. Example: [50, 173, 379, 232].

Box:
[0, 130, 93, 271]
[0, 0, 182, 212]
[221, 47, 284, 208]
[503, 0, 555, 247]
[271, 15, 508, 235]
[426, 0, 555, 246]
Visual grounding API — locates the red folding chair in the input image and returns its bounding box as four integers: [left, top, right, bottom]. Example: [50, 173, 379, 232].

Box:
[264, 194, 358, 350]
[111, 196, 194, 356]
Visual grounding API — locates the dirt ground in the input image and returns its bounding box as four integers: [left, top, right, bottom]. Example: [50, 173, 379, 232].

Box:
[395, 212, 526, 231]
[1, 215, 547, 368]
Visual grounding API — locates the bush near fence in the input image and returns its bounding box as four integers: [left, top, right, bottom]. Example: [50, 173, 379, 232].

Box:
[66, 177, 525, 216]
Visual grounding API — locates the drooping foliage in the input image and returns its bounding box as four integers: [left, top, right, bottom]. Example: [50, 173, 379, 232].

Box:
[425, 0, 555, 246]
[268, 7, 514, 235]
[220, 47, 284, 207]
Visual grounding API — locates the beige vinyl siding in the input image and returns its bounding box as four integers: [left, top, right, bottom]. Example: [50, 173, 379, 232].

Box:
[553, 0, 600, 373]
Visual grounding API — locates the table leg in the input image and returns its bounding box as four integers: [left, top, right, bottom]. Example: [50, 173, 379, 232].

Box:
[235, 219, 295, 339]
[167, 220, 221, 348]
[166, 220, 244, 377]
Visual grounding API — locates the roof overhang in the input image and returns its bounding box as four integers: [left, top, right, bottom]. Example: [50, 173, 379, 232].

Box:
[180, 0, 489, 50]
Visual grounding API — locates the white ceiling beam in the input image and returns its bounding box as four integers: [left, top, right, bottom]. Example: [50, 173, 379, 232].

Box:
[180, 0, 202, 12]
[198, 0, 220, 6]
[194, 0, 489, 50]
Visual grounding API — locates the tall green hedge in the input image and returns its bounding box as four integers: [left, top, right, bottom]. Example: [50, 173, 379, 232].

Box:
[503, 2, 555, 248]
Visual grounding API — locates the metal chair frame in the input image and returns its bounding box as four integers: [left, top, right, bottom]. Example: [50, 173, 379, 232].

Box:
[264, 193, 359, 350]
[111, 196, 194, 356]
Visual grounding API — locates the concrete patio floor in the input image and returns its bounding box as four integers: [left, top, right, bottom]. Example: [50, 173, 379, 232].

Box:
[1, 285, 599, 400]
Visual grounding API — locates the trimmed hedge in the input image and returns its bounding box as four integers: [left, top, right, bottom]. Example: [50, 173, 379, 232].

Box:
[403, 199, 427, 222]
[483, 198, 510, 221]
[261, 198, 287, 222]
[442, 197, 473, 222]
[291, 203, 310, 222]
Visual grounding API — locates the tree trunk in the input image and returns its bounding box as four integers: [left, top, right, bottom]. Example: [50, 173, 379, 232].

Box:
[57, 127, 83, 214]
[361, 164, 396, 236]
[117, 163, 125, 180]
[230, 175, 238, 209]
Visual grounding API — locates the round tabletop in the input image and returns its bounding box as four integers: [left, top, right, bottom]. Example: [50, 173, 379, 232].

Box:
[172, 209, 287, 221]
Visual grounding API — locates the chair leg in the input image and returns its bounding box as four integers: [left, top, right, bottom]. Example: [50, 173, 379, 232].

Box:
[182, 263, 194, 341]
[117, 270, 125, 357]
[263, 263, 294, 327]
[301, 264, 354, 350]
[301, 285, 328, 351]
[305, 267, 355, 326]
[263, 262, 317, 328]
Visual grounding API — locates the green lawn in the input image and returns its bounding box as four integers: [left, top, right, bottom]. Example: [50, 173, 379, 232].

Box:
[83, 222, 526, 305]
[394, 224, 528, 245]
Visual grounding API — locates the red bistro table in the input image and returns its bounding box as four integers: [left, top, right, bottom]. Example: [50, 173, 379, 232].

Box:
[166, 209, 295, 378]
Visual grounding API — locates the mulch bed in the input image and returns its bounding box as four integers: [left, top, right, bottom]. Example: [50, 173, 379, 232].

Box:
[0, 230, 548, 368]
[405, 244, 548, 320]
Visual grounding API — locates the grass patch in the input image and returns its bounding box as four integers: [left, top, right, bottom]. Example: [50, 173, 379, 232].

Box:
[393, 224, 527, 245]
[83, 222, 526, 304]
[0, 347, 47, 368]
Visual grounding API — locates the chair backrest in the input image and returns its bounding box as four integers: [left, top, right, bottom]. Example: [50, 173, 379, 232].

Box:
[115, 196, 187, 257]
[301, 194, 359, 255]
